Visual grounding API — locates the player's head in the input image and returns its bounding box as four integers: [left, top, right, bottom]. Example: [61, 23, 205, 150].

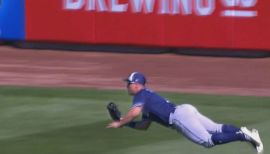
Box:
[124, 72, 146, 95]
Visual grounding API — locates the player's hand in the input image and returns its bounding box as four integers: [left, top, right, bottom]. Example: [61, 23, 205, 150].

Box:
[106, 121, 121, 128]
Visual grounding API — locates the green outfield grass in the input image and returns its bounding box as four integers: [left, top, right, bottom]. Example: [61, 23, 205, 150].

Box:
[0, 86, 269, 154]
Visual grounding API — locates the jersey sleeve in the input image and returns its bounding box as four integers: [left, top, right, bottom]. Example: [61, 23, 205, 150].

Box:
[131, 92, 145, 108]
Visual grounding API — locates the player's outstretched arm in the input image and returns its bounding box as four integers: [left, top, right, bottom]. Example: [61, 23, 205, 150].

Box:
[107, 106, 142, 128]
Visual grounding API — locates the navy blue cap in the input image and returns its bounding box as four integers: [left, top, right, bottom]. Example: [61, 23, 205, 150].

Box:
[124, 72, 146, 85]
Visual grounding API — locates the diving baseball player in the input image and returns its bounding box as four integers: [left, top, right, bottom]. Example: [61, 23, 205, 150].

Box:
[107, 72, 264, 154]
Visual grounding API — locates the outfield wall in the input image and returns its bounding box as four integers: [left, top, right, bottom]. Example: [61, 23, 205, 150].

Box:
[1, 0, 270, 52]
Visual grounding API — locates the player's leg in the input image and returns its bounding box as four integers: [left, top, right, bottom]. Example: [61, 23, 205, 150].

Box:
[191, 104, 250, 141]
[171, 104, 214, 148]
[193, 107, 223, 134]
[192, 104, 264, 153]
[194, 106, 247, 135]
[172, 104, 258, 147]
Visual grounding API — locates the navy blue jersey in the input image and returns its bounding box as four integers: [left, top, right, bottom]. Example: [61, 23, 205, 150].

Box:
[131, 88, 176, 127]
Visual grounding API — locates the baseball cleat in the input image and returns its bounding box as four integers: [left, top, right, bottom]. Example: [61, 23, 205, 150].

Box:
[252, 129, 264, 154]
[241, 127, 264, 154]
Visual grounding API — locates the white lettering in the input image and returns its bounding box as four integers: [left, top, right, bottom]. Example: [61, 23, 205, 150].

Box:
[87, 0, 95, 10]
[130, 0, 155, 13]
[222, 0, 239, 7]
[222, 0, 257, 17]
[222, 10, 257, 17]
[222, 0, 257, 7]
[172, 0, 192, 15]
[159, 0, 170, 14]
[64, 0, 84, 10]
[63, 0, 257, 18]
[195, 0, 215, 16]
[239, 0, 257, 7]
[110, 0, 128, 12]
[87, 0, 108, 11]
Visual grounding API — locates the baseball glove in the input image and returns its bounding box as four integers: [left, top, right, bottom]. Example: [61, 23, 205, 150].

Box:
[107, 102, 121, 121]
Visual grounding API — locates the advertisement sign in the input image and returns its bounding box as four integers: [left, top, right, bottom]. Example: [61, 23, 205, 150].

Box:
[0, 0, 25, 40]
[25, 0, 270, 50]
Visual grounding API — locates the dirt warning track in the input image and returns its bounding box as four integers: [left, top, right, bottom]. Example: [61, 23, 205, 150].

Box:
[0, 46, 270, 96]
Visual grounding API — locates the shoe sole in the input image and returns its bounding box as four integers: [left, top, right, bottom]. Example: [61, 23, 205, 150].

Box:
[252, 129, 264, 154]
[241, 127, 264, 154]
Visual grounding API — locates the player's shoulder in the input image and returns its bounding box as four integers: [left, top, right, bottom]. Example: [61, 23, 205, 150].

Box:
[144, 88, 155, 93]
[140, 88, 156, 96]
[134, 88, 151, 98]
